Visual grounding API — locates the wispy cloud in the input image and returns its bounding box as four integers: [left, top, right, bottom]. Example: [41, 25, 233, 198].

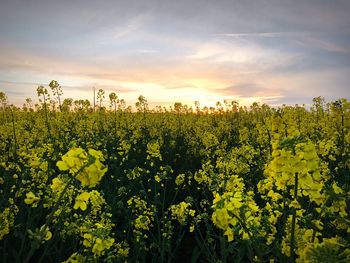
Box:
[186, 40, 299, 73]
[299, 36, 349, 53]
[216, 31, 304, 38]
[113, 13, 151, 39]
[135, 49, 158, 54]
[215, 83, 279, 97]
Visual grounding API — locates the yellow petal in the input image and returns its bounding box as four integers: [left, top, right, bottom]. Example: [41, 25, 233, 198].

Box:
[57, 161, 68, 171]
[80, 202, 87, 211]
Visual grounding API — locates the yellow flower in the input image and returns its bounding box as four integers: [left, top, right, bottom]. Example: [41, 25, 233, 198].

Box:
[24, 192, 40, 205]
[0, 208, 13, 240]
[74, 192, 90, 211]
[57, 148, 107, 188]
[332, 183, 343, 194]
[175, 174, 185, 186]
[117, 247, 129, 257]
[213, 193, 222, 204]
[61, 252, 85, 263]
[146, 141, 162, 160]
[267, 190, 282, 201]
[57, 148, 87, 172]
[92, 237, 114, 255]
[45, 230, 52, 241]
[154, 175, 161, 182]
[51, 177, 65, 192]
[134, 215, 151, 230]
[190, 225, 195, 232]
[89, 190, 105, 210]
[224, 227, 234, 242]
[75, 162, 107, 188]
[170, 202, 195, 225]
[92, 238, 104, 255]
[83, 233, 93, 247]
[40, 225, 52, 241]
[212, 208, 230, 229]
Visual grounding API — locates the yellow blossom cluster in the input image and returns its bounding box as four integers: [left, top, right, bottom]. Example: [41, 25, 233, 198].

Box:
[0, 206, 18, 240]
[212, 175, 261, 242]
[298, 237, 350, 262]
[260, 139, 326, 205]
[175, 173, 185, 186]
[127, 196, 155, 240]
[83, 233, 114, 256]
[57, 147, 107, 187]
[24, 191, 40, 206]
[74, 192, 90, 211]
[146, 141, 162, 161]
[169, 201, 195, 225]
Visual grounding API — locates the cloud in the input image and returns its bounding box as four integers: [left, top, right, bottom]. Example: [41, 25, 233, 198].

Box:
[216, 31, 304, 38]
[215, 83, 278, 97]
[135, 49, 158, 53]
[112, 13, 151, 39]
[186, 39, 299, 76]
[298, 36, 349, 53]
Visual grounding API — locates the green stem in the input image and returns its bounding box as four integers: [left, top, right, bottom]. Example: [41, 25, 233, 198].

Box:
[186, 187, 216, 260]
[290, 172, 298, 262]
[17, 208, 32, 262]
[42, 94, 52, 140]
[24, 162, 89, 263]
[9, 107, 18, 159]
[170, 226, 186, 260]
[220, 234, 227, 262]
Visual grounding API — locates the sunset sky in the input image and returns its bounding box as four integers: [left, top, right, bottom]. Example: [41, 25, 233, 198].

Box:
[0, 0, 349, 108]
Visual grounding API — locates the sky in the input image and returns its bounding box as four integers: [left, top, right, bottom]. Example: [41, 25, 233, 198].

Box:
[0, 0, 349, 108]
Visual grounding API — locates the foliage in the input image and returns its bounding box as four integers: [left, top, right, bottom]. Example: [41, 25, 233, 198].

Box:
[0, 85, 349, 262]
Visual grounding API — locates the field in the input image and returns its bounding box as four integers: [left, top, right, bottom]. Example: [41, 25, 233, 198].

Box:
[0, 88, 349, 262]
